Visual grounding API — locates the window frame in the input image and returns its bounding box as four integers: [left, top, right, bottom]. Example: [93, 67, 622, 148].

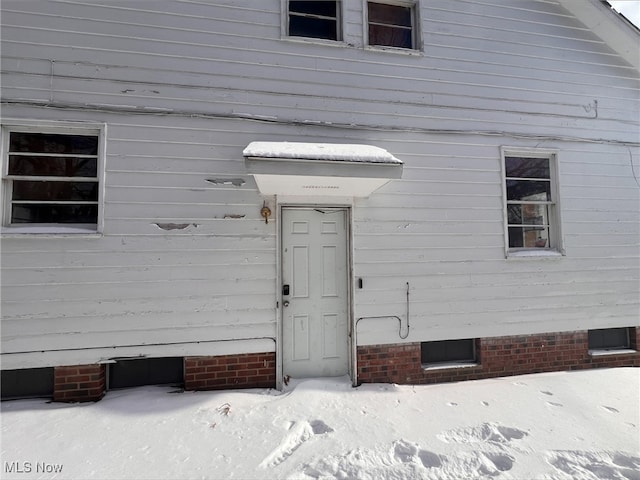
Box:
[365, 0, 421, 52]
[421, 338, 478, 367]
[1, 121, 106, 235]
[284, 0, 344, 43]
[501, 147, 564, 258]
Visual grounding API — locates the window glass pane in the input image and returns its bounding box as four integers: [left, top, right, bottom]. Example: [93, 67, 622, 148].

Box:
[508, 204, 548, 226]
[13, 181, 99, 202]
[507, 204, 523, 225]
[521, 203, 548, 225]
[508, 227, 524, 248]
[11, 204, 98, 224]
[447, 340, 474, 359]
[109, 357, 184, 389]
[10, 133, 98, 155]
[368, 24, 412, 48]
[506, 179, 551, 201]
[1, 367, 54, 399]
[290, 16, 337, 40]
[9, 156, 98, 177]
[368, 2, 412, 26]
[290, 1, 336, 17]
[508, 226, 549, 248]
[505, 157, 550, 179]
[588, 328, 629, 349]
[421, 339, 475, 363]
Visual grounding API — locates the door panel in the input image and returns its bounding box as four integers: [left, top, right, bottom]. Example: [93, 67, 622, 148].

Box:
[292, 246, 309, 298]
[282, 208, 349, 378]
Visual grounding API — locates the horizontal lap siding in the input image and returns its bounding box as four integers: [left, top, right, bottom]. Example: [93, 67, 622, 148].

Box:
[353, 138, 639, 344]
[0, 114, 279, 367]
[1, 0, 638, 367]
[1, 3, 638, 136]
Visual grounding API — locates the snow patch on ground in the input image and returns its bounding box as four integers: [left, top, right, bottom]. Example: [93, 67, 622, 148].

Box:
[1, 368, 638, 480]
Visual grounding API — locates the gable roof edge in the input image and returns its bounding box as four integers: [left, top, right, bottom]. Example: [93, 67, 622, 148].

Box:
[558, 0, 640, 71]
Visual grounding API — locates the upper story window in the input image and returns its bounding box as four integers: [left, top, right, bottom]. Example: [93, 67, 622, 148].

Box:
[502, 149, 563, 256]
[367, 1, 417, 50]
[288, 1, 342, 41]
[2, 126, 103, 233]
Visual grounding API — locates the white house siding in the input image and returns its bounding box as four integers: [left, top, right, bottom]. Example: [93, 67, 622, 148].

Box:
[1, 0, 638, 369]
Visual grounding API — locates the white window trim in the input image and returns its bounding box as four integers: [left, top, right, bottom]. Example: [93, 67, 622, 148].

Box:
[422, 361, 480, 371]
[1, 120, 106, 236]
[501, 147, 564, 259]
[589, 348, 636, 356]
[363, 0, 422, 53]
[281, 0, 345, 44]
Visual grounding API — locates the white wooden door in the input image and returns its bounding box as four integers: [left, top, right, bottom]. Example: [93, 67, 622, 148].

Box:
[281, 207, 349, 378]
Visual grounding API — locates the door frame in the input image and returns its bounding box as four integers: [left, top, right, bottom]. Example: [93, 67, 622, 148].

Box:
[276, 203, 354, 389]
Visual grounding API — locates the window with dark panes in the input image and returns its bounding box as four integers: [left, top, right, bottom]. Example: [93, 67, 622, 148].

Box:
[5, 131, 99, 225]
[367, 2, 416, 49]
[505, 155, 555, 249]
[588, 328, 631, 351]
[421, 339, 476, 365]
[288, 1, 341, 41]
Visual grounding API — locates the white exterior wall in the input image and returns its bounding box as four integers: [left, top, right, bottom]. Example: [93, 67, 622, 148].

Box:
[1, 0, 638, 369]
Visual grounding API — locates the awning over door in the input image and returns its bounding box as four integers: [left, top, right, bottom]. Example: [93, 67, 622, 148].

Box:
[243, 142, 403, 197]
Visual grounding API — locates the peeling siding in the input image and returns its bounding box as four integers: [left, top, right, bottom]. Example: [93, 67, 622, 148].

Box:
[1, 0, 638, 369]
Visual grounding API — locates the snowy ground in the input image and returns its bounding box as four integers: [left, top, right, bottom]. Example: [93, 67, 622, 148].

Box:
[1, 367, 638, 480]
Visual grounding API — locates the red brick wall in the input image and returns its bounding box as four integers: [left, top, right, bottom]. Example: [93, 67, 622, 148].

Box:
[184, 352, 276, 391]
[357, 328, 639, 385]
[631, 327, 640, 351]
[53, 364, 106, 402]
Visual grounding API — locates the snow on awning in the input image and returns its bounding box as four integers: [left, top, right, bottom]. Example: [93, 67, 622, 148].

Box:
[243, 142, 403, 197]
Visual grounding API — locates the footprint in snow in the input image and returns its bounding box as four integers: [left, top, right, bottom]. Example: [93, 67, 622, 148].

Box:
[480, 452, 515, 474]
[260, 420, 333, 468]
[299, 440, 445, 479]
[394, 440, 441, 467]
[481, 401, 489, 406]
[437, 423, 528, 445]
[298, 440, 516, 479]
[547, 450, 640, 480]
[447, 402, 458, 407]
[540, 390, 554, 396]
[546, 401, 563, 407]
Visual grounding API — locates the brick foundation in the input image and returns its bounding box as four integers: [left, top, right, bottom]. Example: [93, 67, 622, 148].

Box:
[357, 328, 640, 385]
[184, 352, 276, 391]
[53, 364, 106, 402]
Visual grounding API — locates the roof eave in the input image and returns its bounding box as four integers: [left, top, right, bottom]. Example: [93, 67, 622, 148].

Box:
[558, 0, 640, 71]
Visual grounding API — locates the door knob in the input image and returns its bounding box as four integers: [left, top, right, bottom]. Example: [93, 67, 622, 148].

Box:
[283, 300, 290, 307]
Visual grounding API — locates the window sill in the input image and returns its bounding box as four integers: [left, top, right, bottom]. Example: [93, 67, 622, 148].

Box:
[365, 45, 423, 56]
[282, 36, 350, 48]
[422, 362, 480, 371]
[1, 226, 101, 237]
[588, 348, 636, 357]
[507, 249, 563, 259]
